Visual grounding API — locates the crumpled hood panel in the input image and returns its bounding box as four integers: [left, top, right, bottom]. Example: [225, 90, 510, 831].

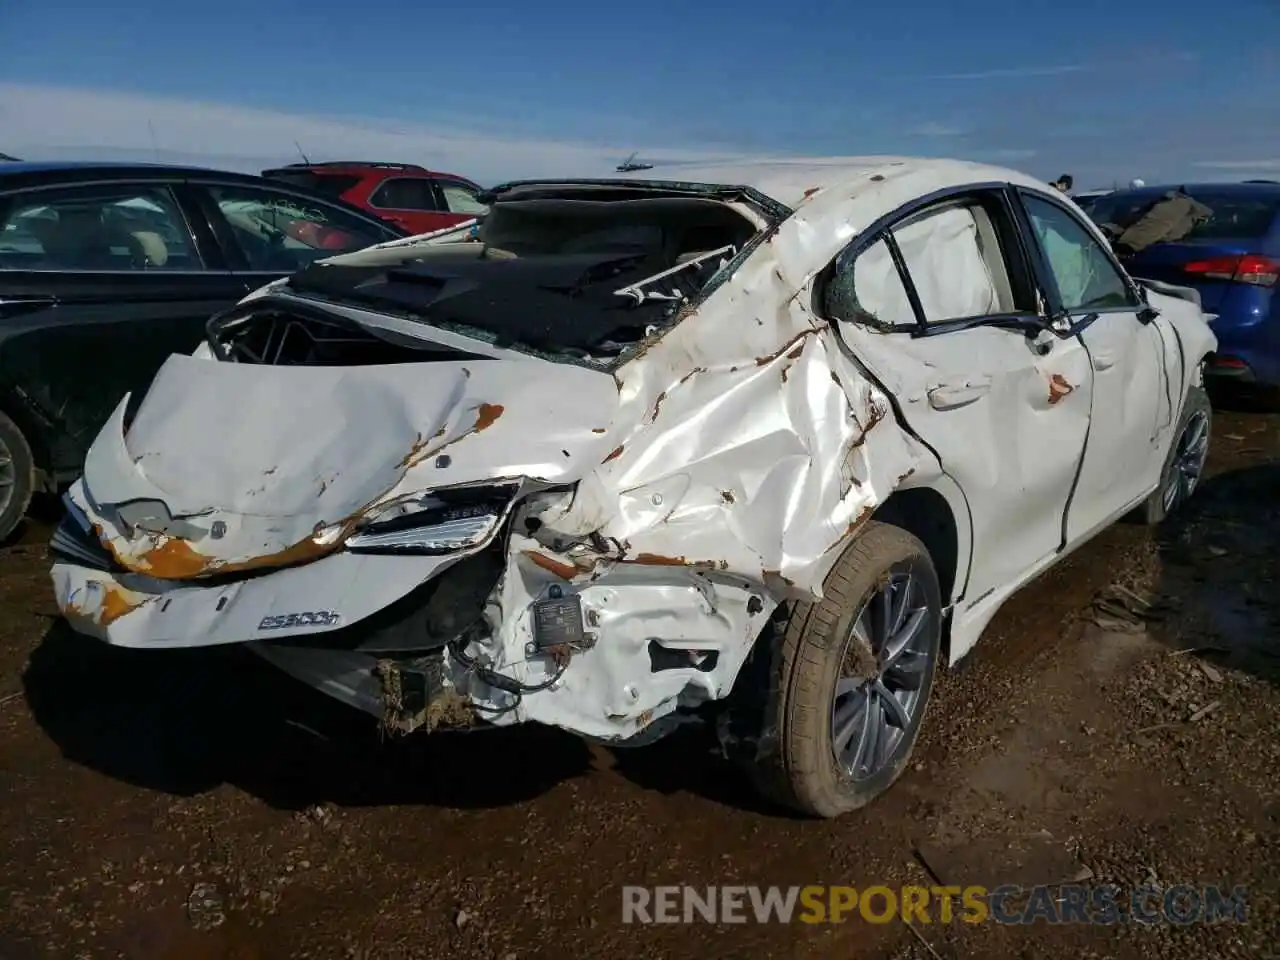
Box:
[75, 353, 619, 578]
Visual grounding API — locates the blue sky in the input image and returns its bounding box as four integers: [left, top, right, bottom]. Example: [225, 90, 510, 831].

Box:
[2, 0, 1279, 187]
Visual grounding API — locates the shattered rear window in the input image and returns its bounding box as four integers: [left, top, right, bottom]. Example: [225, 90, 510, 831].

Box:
[284, 193, 763, 367]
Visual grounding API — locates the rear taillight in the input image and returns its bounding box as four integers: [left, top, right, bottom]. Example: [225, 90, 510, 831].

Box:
[1209, 355, 1248, 368]
[1182, 254, 1279, 287]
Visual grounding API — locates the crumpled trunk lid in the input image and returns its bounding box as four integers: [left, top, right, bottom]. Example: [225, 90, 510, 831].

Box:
[75, 352, 620, 579]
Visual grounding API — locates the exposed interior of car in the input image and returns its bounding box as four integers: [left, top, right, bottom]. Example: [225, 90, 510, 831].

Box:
[214, 190, 765, 366]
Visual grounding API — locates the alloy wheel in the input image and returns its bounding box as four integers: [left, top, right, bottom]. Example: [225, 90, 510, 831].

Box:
[1162, 409, 1210, 512]
[0, 434, 15, 521]
[830, 565, 936, 782]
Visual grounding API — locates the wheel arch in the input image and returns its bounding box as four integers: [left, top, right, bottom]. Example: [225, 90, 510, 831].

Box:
[0, 383, 54, 489]
[721, 474, 972, 736]
[870, 476, 972, 662]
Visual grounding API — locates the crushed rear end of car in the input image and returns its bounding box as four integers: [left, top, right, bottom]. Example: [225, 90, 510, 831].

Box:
[49, 173, 932, 745]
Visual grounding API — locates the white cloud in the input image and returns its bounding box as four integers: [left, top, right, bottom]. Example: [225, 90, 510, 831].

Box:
[928, 64, 1087, 81]
[0, 82, 756, 185]
[966, 148, 1039, 162]
[0, 82, 1052, 189]
[910, 122, 967, 137]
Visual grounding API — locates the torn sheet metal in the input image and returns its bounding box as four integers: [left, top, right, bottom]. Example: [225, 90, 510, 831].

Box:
[73, 354, 619, 578]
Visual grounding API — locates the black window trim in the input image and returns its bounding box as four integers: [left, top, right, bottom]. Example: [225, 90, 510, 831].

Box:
[0, 178, 214, 276]
[186, 177, 399, 275]
[816, 182, 1050, 339]
[367, 176, 443, 213]
[1010, 186, 1143, 320]
[259, 168, 365, 201]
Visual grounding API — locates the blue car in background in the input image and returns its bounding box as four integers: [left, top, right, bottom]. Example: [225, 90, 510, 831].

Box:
[1077, 182, 1280, 388]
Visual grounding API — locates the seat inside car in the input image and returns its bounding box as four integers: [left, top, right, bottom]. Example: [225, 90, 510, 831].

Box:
[42, 207, 120, 269]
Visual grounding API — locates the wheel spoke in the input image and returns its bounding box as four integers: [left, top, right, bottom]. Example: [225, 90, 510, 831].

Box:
[853, 691, 884, 774]
[889, 573, 912, 636]
[883, 606, 926, 668]
[875, 582, 894, 645]
[831, 688, 867, 757]
[873, 680, 911, 729]
[1186, 415, 1207, 453]
[851, 609, 873, 650]
[885, 649, 929, 690]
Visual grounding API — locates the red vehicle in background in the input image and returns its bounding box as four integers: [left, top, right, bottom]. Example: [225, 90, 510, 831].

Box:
[261, 161, 488, 235]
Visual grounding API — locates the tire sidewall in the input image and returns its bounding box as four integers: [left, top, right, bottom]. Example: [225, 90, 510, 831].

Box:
[0, 411, 35, 543]
[787, 524, 943, 816]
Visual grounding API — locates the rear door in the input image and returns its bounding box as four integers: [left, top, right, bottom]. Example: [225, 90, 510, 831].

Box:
[1016, 189, 1170, 539]
[824, 186, 1094, 604]
[366, 176, 461, 234]
[0, 180, 243, 476]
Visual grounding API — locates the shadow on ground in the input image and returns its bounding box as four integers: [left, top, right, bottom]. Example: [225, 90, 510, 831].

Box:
[1, 494, 62, 550]
[22, 620, 597, 810]
[21, 618, 771, 814]
[1155, 462, 1280, 683]
[1207, 380, 1280, 415]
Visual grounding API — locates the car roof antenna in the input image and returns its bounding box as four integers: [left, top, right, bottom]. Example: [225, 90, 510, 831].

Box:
[294, 140, 311, 164]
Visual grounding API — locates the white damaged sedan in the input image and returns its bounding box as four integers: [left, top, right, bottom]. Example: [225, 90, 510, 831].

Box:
[50, 157, 1215, 818]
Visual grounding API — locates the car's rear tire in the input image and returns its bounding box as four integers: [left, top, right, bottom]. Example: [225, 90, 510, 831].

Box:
[0, 410, 34, 544]
[748, 522, 942, 818]
[1140, 385, 1211, 525]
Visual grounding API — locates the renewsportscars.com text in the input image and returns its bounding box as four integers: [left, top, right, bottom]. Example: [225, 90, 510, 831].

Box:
[621, 884, 1249, 926]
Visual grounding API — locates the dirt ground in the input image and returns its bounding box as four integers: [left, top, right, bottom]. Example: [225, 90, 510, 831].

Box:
[2, 390, 1279, 960]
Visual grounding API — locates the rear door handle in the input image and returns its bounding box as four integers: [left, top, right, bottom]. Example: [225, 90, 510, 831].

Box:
[1092, 351, 1117, 370]
[927, 378, 992, 410]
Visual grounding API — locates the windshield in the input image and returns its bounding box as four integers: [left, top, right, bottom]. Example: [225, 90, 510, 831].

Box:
[283, 193, 762, 367]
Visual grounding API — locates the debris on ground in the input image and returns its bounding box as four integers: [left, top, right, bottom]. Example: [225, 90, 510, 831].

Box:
[1189, 699, 1222, 723]
[186, 881, 226, 931]
[915, 829, 1093, 890]
[1089, 583, 1174, 632]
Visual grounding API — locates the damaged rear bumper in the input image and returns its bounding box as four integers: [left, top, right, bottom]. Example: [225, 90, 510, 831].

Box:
[50, 550, 461, 649]
[50, 511, 779, 742]
[49, 552, 481, 734]
[50, 508, 507, 734]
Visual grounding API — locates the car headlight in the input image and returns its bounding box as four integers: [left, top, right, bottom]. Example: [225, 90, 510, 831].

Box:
[345, 482, 517, 555]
